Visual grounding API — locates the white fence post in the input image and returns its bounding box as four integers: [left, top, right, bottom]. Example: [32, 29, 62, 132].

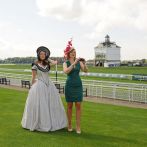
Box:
[101, 84, 103, 98]
[128, 88, 131, 102]
[145, 89, 147, 104]
[113, 85, 116, 99]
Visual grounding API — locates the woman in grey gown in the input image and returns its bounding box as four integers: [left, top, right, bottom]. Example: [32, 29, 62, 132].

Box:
[21, 46, 67, 132]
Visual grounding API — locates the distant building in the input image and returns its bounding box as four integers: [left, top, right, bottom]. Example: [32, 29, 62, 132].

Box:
[94, 35, 121, 67]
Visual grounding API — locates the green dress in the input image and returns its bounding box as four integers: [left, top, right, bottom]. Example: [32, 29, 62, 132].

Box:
[65, 60, 83, 102]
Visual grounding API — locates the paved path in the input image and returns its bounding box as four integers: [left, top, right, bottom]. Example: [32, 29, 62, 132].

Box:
[84, 96, 147, 109]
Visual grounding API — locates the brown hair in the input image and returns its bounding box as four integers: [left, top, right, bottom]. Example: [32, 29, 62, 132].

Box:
[35, 60, 50, 67]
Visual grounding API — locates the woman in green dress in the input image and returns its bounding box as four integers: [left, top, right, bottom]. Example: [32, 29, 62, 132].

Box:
[63, 40, 88, 134]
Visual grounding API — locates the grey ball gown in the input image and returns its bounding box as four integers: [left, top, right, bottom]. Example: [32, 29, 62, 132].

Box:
[21, 63, 67, 132]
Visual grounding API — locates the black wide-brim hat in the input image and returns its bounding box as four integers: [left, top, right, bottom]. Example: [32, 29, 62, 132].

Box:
[36, 46, 50, 59]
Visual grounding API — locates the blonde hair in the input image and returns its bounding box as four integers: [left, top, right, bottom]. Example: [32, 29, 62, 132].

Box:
[66, 49, 76, 60]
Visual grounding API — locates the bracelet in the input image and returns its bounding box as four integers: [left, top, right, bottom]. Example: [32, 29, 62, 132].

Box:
[71, 64, 74, 68]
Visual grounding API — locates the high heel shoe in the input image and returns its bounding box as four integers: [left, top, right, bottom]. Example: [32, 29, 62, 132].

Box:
[68, 127, 73, 132]
[76, 129, 81, 134]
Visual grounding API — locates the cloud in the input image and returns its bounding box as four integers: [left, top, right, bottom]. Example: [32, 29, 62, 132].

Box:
[2, 22, 25, 34]
[36, 0, 82, 20]
[36, 0, 147, 38]
[0, 21, 29, 59]
[0, 22, 35, 59]
[0, 38, 33, 59]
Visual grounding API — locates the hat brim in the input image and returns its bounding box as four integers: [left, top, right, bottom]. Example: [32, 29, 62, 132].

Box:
[37, 46, 50, 58]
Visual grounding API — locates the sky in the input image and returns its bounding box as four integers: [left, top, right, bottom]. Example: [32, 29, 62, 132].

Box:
[0, 0, 147, 60]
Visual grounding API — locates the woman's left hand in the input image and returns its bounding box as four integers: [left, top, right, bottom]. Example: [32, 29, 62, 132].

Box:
[80, 60, 88, 73]
[53, 60, 58, 64]
[81, 60, 86, 65]
[80, 58, 86, 65]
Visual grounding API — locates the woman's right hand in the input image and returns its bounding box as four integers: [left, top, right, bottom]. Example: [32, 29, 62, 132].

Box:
[73, 58, 80, 65]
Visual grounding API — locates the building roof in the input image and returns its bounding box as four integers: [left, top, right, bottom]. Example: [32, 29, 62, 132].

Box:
[95, 35, 121, 48]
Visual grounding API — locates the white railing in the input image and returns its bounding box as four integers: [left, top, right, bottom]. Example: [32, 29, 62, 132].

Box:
[0, 72, 147, 103]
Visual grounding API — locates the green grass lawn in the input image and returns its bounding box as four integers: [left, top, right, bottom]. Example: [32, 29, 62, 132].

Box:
[0, 64, 147, 74]
[0, 87, 147, 147]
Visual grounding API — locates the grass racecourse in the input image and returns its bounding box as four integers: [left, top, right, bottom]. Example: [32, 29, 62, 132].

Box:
[0, 87, 147, 147]
[0, 64, 147, 74]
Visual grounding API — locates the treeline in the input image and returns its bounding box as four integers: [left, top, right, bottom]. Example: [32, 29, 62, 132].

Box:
[0, 57, 64, 64]
[0, 57, 37, 64]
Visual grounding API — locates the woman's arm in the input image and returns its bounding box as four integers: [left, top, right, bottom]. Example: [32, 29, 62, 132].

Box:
[63, 59, 79, 74]
[80, 61, 88, 73]
[48, 59, 57, 65]
[63, 62, 74, 74]
[32, 70, 37, 85]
